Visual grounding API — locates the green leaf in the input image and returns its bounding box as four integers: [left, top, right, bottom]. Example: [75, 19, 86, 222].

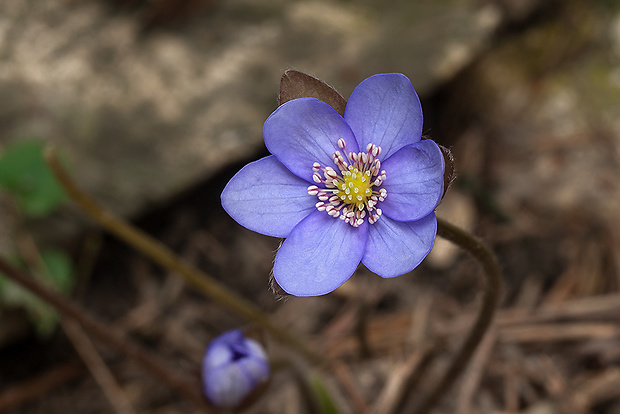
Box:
[40, 248, 75, 295]
[0, 268, 60, 337]
[0, 255, 30, 306]
[0, 139, 66, 217]
[309, 376, 341, 414]
[26, 293, 61, 337]
[279, 70, 347, 116]
[0, 249, 75, 337]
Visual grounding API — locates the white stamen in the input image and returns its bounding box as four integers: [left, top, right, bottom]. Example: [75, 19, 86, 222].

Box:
[308, 139, 388, 227]
[324, 167, 337, 178]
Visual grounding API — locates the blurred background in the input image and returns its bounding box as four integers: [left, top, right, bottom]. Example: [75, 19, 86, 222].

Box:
[1, 0, 620, 413]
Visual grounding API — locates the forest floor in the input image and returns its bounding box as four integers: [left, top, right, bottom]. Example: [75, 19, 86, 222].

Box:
[1, 1, 620, 413]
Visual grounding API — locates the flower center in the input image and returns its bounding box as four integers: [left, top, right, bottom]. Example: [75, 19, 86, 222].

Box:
[308, 139, 387, 227]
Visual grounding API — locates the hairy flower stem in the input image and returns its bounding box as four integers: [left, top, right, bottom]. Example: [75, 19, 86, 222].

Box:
[0, 256, 211, 411]
[410, 218, 503, 414]
[44, 147, 323, 365]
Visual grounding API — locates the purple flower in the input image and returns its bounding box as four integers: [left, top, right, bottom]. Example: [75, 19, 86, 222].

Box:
[221, 73, 444, 296]
[201, 330, 270, 408]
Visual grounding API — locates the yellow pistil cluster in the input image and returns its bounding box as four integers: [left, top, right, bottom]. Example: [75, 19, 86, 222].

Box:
[308, 139, 387, 227]
[335, 167, 373, 211]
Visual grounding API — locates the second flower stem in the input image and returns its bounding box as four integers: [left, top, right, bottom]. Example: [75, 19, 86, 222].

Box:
[410, 217, 503, 414]
[45, 147, 323, 365]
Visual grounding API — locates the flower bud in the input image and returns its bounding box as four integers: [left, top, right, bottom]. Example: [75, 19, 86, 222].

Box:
[201, 329, 270, 408]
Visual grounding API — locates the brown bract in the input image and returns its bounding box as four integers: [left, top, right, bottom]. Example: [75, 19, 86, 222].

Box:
[280, 69, 456, 201]
[279, 70, 347, 116]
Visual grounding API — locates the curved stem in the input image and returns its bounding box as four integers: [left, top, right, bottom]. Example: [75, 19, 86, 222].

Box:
[411, 217, 503, 414]
[45, 147, 323, 365]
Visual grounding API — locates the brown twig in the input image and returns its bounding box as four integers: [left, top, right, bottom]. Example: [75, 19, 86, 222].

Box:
[62, 319, 137, 414]
[373, 344, 434, 414]
[500, 322, 620, 343]
[0, 256, 212, 411]
[408, 293, 434, 347]
[497, 292, 620, 326]
[0, 361, 84, 411]
[332, 361, 371, 414]
[14, 220, 138, 414]
[503, 370, 520, 412]
[410, 218, 503, 414]
[13, 227, 137, 414]
[455, 328, 497, 414]
[568, 368, 620, 413]
[44, 146, 323, 365]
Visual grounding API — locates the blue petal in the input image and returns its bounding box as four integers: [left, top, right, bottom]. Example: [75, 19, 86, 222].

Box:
[362, 213, 437, 278]
[221, 156, 316, 238]
[204, 364, 254, 408]
[204, 342, 234, 369]
[242, 339, 270, 369]
[237, 350, 270, 385]
[273, 210, 368, 296]
[379, 140, 444, 222]
[264, 98, 359, 182]
[344, 73, 423, 161]
[209, 329, 244, 350]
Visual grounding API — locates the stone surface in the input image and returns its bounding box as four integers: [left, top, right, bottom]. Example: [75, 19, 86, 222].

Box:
[0, 0, 501, 237]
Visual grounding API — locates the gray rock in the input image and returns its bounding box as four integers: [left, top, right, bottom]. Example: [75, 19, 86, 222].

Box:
[0, 0, 503, 254]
